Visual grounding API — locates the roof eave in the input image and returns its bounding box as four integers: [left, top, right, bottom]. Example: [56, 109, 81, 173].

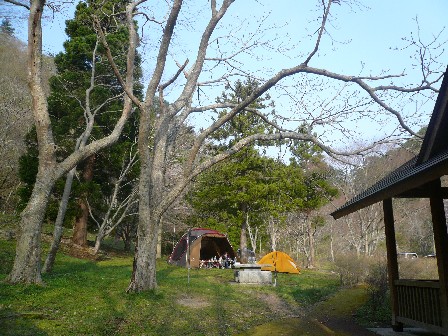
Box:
[331, 150, 448, 219]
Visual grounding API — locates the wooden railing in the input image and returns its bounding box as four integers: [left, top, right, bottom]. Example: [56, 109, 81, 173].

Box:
[395, 279, 444, 332]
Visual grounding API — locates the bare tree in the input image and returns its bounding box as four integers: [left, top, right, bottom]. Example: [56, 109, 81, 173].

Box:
[90, 146, 139, 254]
[329, 143, 424, 257]
[41, 35, 129, 272]
[247, 214, 260, 254]
[94, 0, 445, 292]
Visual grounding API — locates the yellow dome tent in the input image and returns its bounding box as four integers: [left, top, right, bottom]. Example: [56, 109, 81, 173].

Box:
[257, 251, 300, 274]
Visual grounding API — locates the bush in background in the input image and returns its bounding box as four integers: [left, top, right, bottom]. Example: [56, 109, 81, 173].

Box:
[333, 253, 370, 286]
[398, 257, 438, 280]
[333, 254, 391, 326]
[360, 257, 391, 325]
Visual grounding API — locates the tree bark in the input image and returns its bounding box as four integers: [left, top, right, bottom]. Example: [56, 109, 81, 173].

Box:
[93, 229, 104, 254]
[157, 219, 162, 259]
[42, 167, 76, 273]
[239, 203, 248, 263]
[307, 216, 316, 268]
[247, 215, 258, 253]
[73, 199, 89, 246]
[72, 154, 95, 247]
[7, 172, 54, 284]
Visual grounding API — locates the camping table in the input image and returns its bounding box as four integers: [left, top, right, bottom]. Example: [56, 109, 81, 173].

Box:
[233, 264, 272, 284]
[233, 263, 263, 270]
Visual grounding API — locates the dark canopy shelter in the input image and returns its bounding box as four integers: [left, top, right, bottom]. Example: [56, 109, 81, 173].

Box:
[331, 66, 448, 335]
[168, 228, 236, 268]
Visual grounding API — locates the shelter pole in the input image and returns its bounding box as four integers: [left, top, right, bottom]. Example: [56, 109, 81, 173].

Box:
[273, 251, 277, 287]
[187, 228, 191, 285]
[383, 198, 403, 332]
[429, 179, 448, 330]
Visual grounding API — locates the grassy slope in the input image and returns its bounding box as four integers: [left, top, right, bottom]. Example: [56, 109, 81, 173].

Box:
[0, 238, 341, 336]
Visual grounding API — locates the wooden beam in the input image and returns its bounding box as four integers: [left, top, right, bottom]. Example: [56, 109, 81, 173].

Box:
[429, 179, 448, 332]
[396, 187, 448, 199]
[331, 152, 448, 220]
[383, 198, 403, 332]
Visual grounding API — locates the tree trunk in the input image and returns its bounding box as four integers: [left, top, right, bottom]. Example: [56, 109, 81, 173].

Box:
[123, 234, 131, 252]
[157, 218, 162, 258]
[128, 105, 166, 291]
[307, 216, 315, 268]
[7, 1, 55, 284]
[268, 216, 277, 251]
[7, 173, 54, 284]
[73, 198, 89, 246]
[127, 212, 160, 292]
[247, 217, 258, 253]
[239, 204, 248, 263]
[93, 229, 104, 254]
[72, 154, 95, 246]
[329, 221, 335, 262]
[364, 232, 369, 256]
[42, 167, 76, 273]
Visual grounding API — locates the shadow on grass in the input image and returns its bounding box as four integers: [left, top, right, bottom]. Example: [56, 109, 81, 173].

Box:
[0, 307, 48, 336]
[291, 285, 339, 306]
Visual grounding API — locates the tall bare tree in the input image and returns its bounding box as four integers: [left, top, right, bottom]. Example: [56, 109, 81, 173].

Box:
[95, 0, 444, 292]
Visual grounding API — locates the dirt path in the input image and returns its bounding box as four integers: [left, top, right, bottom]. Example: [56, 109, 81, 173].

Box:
[237, 285, 379, 336]
[309, 285, 378, 336]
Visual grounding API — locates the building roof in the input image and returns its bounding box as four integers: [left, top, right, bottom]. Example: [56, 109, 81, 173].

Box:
[331, 66, 448, 220]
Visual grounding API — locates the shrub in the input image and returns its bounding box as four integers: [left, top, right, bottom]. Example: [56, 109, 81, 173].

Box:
[333, 253, 370, 286]
[398, 257, 438, 280]
[363, 258, 390, 322]
[333, 254, 392, 326]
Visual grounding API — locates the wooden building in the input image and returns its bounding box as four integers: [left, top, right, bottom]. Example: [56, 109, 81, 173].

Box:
[331, 67, 448, 336]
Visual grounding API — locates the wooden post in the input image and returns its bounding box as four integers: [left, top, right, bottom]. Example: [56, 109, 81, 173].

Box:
[383, 198, 403, 332]
[429, 179, 448, 331]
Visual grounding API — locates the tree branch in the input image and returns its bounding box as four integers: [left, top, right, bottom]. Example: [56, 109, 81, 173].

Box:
[303, 0, 333, 65]
[4, 0, 30, 10]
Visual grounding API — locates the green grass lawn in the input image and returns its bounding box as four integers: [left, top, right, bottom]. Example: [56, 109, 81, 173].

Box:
[0, 237, 343, 336]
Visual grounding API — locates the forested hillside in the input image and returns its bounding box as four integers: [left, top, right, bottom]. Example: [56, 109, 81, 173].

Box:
[0, 31, 54, 214]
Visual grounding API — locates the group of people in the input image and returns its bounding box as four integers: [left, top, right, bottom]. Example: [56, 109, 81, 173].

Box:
[199, 252, 235, 269]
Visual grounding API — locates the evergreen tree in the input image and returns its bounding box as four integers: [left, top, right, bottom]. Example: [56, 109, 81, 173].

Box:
[211, 78, 275, 149]
[1, 18, 14, 36]
[188, 154, 307, 253]
[188, 79, 306, 260]
[18, 0, 142, 250]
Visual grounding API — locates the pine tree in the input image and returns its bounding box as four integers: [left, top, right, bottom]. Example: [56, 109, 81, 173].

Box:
[188, 79, 297, 260]
[1, 18, 14, 36]
[18, 0, 142, 252]
[188, 83, 338, 261]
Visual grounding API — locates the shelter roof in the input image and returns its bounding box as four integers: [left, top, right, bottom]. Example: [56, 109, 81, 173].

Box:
[187, 228, 227, 238]
[331, 66, 448, 219]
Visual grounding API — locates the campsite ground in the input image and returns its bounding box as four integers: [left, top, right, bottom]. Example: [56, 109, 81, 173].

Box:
[237, 285, 379, 336]
[0, 220, 388, 335]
